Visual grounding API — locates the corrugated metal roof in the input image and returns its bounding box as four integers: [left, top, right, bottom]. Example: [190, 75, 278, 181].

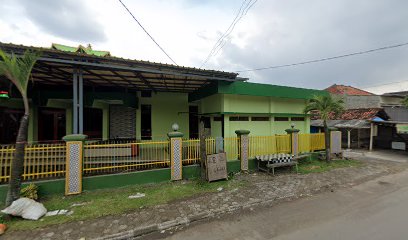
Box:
[0, 42, 243, 93]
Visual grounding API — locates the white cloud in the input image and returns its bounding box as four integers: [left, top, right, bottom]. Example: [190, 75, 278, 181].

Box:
[1, 0, 408, 90]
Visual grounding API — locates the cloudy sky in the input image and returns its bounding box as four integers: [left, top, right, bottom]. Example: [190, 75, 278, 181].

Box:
[1, 0, 408, 90]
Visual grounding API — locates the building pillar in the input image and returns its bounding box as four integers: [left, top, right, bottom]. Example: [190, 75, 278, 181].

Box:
[168, 123, 183, 181]
[73, 69, 78, 134]
[72, 68, 84, 134]
[235, 130, 250, 171]
[63, 134, 87, 195]
[347, 129, 351, 149]
[369, 122, 374, 151]
[78, 69, 84, 134]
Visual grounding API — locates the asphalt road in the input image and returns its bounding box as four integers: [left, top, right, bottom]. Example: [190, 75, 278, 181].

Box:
[157, 169, 408, 240]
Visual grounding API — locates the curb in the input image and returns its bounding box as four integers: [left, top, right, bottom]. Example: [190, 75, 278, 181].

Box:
[92, 199, 282, 240]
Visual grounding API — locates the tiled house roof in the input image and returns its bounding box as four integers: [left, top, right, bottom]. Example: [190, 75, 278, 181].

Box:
[325, 84, 374, 96]
[310, 108, 386, 120]
[51, 43, 111, 57]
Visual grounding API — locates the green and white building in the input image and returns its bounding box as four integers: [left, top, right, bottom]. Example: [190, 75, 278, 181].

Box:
[0, 42, 325, 144]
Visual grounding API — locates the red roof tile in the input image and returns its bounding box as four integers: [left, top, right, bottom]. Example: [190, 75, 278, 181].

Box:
[311, 108, 382, 120]
[325, 84, 374, 96]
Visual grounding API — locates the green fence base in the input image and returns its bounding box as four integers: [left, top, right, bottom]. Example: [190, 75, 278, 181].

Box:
[0, 160, 256, 205]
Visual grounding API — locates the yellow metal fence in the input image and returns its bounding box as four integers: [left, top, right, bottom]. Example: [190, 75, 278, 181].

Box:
[0, 143, 66, 183]
[182, 137, 240, 162]
[224, 137, 240, 160]
[0, 133, 326, 184]
[83, 140, 170, 175]
[249, 135, 291, 158]
[298, 133, 325, 153]
[310, 133, 326, 151]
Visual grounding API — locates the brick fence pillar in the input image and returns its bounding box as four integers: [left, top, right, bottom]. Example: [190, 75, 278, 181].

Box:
[62, 134, 87, 195]
[235, 130, 250, 171]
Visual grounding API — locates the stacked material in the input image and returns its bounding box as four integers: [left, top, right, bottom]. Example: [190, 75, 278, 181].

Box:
[255, 154, 294, 163]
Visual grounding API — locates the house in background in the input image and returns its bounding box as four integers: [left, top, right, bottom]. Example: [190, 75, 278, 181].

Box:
[311, 108, 388, 149]
[0, 42, 325, 144]
[313, 84, 408, 151]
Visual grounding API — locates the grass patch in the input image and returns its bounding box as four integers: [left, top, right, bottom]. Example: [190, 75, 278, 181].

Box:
[298, 158, 363, 174]
[1, 177, 247, 231]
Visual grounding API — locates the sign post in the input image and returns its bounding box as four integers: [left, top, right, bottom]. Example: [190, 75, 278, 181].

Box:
[206, 152, 227, 182]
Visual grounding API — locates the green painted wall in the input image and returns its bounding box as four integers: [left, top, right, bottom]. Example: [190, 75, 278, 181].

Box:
[138, 92, 189, 140]
[270, 97, 306, 113]
[224, 94, 270, 113]
[200, 94, 223, 114]
[210, 117, 222, 138]
[200, 94, 311, 137]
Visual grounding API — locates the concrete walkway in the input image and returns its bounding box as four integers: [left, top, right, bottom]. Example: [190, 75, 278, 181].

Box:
[344, 149, 407, 163]
[4, 159, 407, 240]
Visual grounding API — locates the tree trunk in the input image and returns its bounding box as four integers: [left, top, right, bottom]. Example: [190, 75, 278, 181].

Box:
[323, 120, 331, 162]
[199, 120, 207, 180]
[6, 97, 29, 206]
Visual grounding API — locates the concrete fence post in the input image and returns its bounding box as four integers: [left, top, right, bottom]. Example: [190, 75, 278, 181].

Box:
[285, 125, 300, 156]
[62, 134, 87, 195]
[330, 130, 342, 154]
[215, 136, 224, 153]
[291, 132, 299, 156]
[167, 124, 183, 181]
[235, 130, 250, 171]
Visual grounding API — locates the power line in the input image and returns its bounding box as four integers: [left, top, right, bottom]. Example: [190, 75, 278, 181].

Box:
[118, 0, 178, 65]
[201, 0, 249, 67]
[235, 41, 408, 72]
[361, 79, 408, 88]
[212, 0, 258, 58]
[200, 0, 257, 68]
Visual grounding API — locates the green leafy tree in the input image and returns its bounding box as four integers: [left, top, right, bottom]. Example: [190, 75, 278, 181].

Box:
[0, 49, 39, 206]
[402, 96, 408, 107]
[304, 95, 344, 161]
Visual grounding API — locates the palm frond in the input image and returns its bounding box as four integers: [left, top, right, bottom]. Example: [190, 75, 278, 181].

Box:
[303, 94, 345, 120]
[402, 96, 408, 107]
[0, 49, 40, 96]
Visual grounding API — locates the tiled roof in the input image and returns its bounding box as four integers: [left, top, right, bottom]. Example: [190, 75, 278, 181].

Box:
[325, 84, 374, 96]
[311, 108, 383, 120]
[51, 43, 111, 57]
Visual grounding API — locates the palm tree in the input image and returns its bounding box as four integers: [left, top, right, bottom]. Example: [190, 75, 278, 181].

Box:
[304, 95, 344, 161]
[0, 49, 39, 206]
